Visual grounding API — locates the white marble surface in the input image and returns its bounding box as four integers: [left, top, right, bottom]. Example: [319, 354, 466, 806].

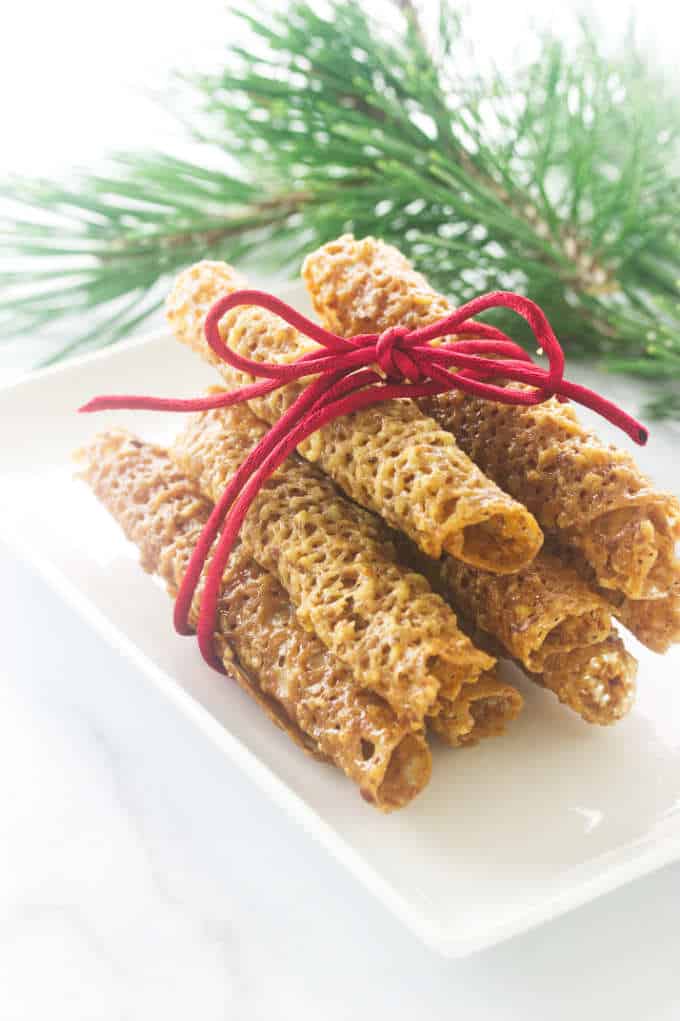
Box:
[1, 534, 679, 1020]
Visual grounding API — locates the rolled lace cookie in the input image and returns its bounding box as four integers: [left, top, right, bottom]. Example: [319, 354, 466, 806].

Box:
[389, 534, 635, 724]
[76, 430, 433, 811]
[165, 260, 543, 572]
[611, 590, 680, 653]
[302, 234, 680, 602]
[170, 402, 496, 728]
[554, 542, 680, 653]
[451, 609, 636, 726]
[533, 633, 637, 726]
[431, 673, 523, 747]
[438, 550, 613, 673]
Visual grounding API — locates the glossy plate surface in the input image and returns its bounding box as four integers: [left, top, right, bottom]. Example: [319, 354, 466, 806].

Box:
[1, 282, 679, 957]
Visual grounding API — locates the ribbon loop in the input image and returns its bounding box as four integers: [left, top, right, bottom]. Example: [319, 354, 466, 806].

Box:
[80, 284, 648, 674]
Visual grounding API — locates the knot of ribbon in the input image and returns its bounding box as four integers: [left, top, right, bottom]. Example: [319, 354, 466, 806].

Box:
[374, 325, 422, 382]
[81, 286, 648, 673]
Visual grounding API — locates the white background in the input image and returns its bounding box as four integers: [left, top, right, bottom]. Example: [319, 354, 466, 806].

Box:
[1, 2, 679, 1018]
[2, 0, 680, 178]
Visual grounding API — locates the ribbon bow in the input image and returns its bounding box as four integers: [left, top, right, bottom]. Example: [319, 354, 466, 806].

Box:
[81, 287, 648, 672]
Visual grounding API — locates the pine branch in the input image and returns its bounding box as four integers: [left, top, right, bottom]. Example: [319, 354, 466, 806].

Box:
[1, 0, 680, 418]
[0, 154, 314, 360]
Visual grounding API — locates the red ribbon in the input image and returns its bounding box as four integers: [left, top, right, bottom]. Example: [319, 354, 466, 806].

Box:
[81, 287, 648, 673]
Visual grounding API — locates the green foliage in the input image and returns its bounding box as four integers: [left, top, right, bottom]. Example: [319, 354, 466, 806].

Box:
[1, 0, 679, 416]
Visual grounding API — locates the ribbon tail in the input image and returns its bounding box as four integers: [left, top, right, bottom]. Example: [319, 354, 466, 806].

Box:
[555, 378, 648, 445]
[79, 378, 281, 415]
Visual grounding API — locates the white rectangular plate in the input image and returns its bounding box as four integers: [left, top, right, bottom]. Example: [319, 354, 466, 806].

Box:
[2, 282, 680, 958]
